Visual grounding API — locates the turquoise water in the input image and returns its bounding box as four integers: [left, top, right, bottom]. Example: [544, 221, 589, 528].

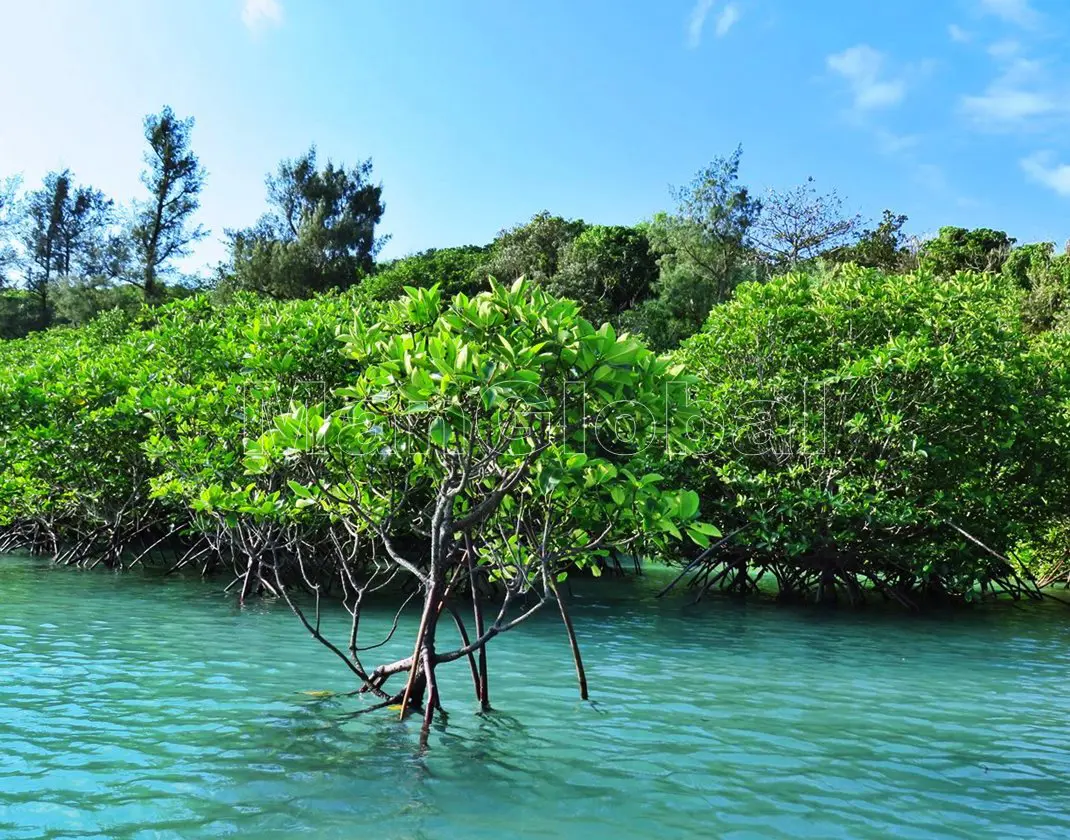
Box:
[2, 555, 1070, 839]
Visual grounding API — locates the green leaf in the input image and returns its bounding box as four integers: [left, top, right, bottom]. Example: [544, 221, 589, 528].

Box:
[678, 490, 700, 520]
[429, 417, 451, 448]
[287, 480, 313, 499]
[687, 527, 711, 548]
[689, 521, 721, 537]
[566, 453, 588, 470]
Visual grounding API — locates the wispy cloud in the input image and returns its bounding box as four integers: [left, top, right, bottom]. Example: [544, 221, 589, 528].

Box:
[687, 0, 740, 48]
[987, 39, 1021, 59]
[949, 24, 972, 43]
[960, 56, 1063, 127]
[1022, 151, 1070, 196]
[827, 45, 906, 111]
[978, 0, 1042, 28]
[715, 4, 741, 38]
[962, 87, 1057, 124]
[874, 128, 919, 155]
[825, 48, 925, 167]
[687, 0, 716, 48]
[242, 0, 283, 32]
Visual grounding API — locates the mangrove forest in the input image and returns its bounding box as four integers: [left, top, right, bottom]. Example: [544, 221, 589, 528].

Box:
[3, 97, 1070, 837]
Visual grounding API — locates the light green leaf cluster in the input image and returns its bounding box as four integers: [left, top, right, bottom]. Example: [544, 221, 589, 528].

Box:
[674, 265, 1070, 595]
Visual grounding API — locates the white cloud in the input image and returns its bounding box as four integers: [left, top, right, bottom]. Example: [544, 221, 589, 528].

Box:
[960, 57, 1063, 126]
[1021, 151, 1070, 196]
[688, 0, 739, 47]
[987, 39, 1021, 59]
[687, 0, 716, 48]
[715, 4, 741, 37]
[874, 128, 919, 155]
[242, 0, 283, 32]
[949, 24, 972, 43]
[963, 88, 1057, 122]
[827, 45, 906, 111]
[978, 0, 1041, 28]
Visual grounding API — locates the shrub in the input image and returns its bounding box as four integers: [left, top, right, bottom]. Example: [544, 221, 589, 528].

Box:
[674, 265, 1070, 604]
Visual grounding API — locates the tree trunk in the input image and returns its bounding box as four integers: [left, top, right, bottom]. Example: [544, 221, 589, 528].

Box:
[399, 579, 441, 718]
[553, 583, 588, 701]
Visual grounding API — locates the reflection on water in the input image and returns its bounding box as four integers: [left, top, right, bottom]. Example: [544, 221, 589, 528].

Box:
[2, 555, 1069, 839]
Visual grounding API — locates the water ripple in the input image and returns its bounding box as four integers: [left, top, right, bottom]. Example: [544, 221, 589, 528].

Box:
[2, 555, 1070, 839]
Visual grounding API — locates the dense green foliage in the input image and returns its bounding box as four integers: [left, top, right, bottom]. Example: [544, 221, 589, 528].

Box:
[828, 210, 914, 272]
[230, 279, 707, 722]
[0, 281, 709, 726]
[0, 291, 360, 566]
[238, 278, 706, 571]
[222, 147, 386, 299]
[356, 245, 490, 304]
[918, 226, 1015, 277]
[3, 262, 1067, 608]
[0, 290, 40, 339]
[674, 266, 1070, 604]
[547, 225, 659, 323]
[354, 216, 660, 328]
[1003, 242, 1070, 333]
[4, 121, 1070, 728]
[478, 212, 588, 286]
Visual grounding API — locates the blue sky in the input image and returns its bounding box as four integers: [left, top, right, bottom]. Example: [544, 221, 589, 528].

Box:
[1, 0, 1068, 274]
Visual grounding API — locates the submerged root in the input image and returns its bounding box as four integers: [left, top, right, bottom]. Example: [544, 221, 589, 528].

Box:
[675, 551, 1053, 609]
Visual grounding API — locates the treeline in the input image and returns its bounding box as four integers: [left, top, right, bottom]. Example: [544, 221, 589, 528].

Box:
[4, 108, 1070, 731]
[364, 177, 1070, 349]
[3, 267, 1069, 732]
[5, 112, 1069, 348]
[0, 106, 387, 337]
[0, 108, 206, 336]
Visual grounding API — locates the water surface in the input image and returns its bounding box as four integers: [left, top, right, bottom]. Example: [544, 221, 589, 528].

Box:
[2, 554, 1069, 838]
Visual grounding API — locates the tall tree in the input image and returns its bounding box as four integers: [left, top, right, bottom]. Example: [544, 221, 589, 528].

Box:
[652, 146, 762, 291]
[225, 146, 385, 298]
[130, 106, 206, 301]
[19, 170, 114, 328]
[751, 177, 861, 269]
[479, 211, 587, 284]
[831, 210, 912, 272]
[549, 225, 659, 323]
[629, 147, 763, 349]
[20, 171, 70, 327]
[918, 226, 1015, 277]
[669, 147, 762, 257]
[55, 183, 113, 278]
[0, 175, 20, 287]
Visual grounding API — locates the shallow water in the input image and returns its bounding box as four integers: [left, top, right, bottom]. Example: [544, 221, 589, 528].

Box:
[2, 554, 1070, 839]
